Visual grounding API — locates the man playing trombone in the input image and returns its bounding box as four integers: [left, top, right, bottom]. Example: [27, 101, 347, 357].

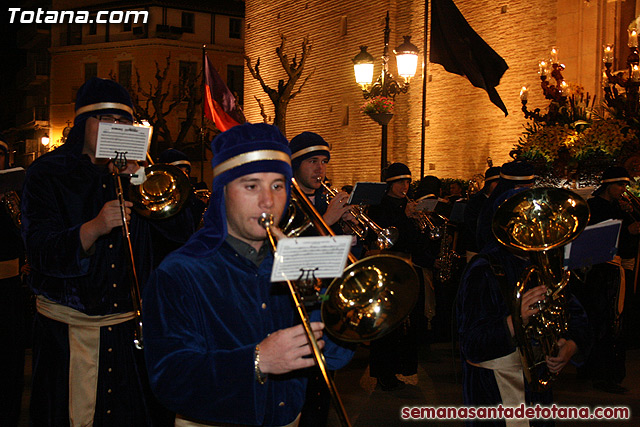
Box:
[21, 78, 176, 426]
[143, 123, 354, 426]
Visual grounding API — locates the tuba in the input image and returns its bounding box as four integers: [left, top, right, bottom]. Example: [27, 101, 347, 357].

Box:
[492, 187, 589, 391]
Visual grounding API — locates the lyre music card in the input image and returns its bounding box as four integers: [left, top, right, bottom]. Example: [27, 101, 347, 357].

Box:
[96, 122, 151, 161]
[270, 236, 352, 282]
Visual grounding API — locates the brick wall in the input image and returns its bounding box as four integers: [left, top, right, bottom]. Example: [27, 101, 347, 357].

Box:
[245, 0, 609, 188]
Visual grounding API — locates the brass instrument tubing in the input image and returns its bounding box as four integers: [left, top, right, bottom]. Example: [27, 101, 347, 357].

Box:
[296, 178, 358, 264]
[404, 194, 441, 239]
[114, 171, 144, 350]
[319, 180, 397, 249]
[260, 213, 352, 427]
[319, 181, 367, 236]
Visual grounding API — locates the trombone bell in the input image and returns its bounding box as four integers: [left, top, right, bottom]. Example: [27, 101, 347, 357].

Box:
[321, 255, 419, 342]
[129, 164, 192, 219]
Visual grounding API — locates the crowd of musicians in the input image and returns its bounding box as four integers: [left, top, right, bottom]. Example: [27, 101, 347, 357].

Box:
[1, 77, 638, 426]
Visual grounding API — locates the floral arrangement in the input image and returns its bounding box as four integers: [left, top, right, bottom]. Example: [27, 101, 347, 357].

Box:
[513, 115, 640, 186]
[360, 96, 394, 115]
[513, 56, 640, 187]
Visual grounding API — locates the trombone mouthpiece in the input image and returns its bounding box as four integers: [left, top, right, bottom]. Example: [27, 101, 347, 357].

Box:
[259, 212, 274, 229]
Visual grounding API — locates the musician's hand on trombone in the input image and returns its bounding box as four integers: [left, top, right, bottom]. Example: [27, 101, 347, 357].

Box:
[97, 199, 133, 231]
[80, 200, 133, 251]
[257, 322, 326, 375]
[323, 191, 351, 226]
[545, 338, 577, 374]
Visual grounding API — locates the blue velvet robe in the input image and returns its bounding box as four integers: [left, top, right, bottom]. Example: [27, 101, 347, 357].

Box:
[21, 140, 192, 426]
[456, 243, 590, 426]
[143, 241, 354, 426]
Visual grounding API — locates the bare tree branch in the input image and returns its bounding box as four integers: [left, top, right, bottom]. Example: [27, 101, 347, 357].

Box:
[254, 96, 271, 123]
[245, 35, 313, 134]
[128, 54, 201, 157]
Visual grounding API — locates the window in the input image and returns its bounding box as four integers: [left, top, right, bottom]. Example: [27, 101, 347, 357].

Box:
[178, 61, 198, 98]
[84, 63, 98, 82]
[182, 12, 195, 33]
[227, 65, 244, 106]
[118, 61, 132, 90]
[67, 23, 82, 45]
[89, 17, 97, 35]
[229, 18, 241, 39]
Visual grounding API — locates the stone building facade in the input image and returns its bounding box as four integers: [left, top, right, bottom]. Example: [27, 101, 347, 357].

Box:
[47, 0, 244, 169]
[244, 0, 637, 187]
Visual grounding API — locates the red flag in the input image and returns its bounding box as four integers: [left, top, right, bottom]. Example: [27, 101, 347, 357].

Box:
[204, 55, 245, 131]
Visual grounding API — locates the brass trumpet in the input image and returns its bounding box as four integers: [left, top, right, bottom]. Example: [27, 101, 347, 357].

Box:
[405, 196, 444, 240]
[319, 180, 399, 250]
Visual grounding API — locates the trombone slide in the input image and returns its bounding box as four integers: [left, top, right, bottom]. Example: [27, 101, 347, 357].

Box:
[260, 213, 352, 427]
[114, 172, 144, 350]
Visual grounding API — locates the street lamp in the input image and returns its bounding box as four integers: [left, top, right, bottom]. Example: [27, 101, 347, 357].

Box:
[352, 11, 419, 175]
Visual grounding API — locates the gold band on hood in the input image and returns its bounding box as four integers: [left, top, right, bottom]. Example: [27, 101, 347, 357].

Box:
[291, 145, 330, 160]
[213, 150, 291, 178]
[75, 102, 134, 117]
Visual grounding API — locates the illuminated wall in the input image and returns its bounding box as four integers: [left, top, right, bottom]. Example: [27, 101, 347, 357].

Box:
[245, 0, 618, 187]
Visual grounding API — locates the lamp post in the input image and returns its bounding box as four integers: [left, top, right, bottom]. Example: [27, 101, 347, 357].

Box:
[40, 133, 50, 157]
[352, 11, 418, 177]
